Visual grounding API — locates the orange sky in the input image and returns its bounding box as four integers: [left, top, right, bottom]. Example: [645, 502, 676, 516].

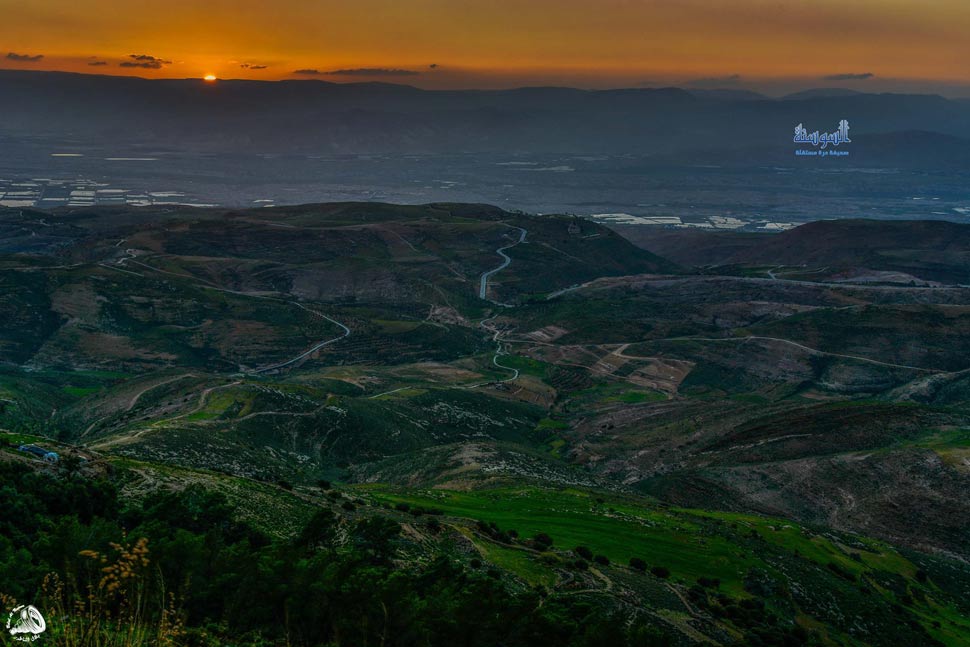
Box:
[1, 0, 968, 92]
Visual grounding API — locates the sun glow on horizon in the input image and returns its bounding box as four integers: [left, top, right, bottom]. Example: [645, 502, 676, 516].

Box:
[203, 74, 217, 82]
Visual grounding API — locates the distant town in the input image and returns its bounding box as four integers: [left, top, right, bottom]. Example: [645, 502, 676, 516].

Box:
[0, 177, 215, 209]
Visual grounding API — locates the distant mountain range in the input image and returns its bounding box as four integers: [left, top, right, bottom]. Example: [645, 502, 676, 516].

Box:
[2, 69, 970, 160]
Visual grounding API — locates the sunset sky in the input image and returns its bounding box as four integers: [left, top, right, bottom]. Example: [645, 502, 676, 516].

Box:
[2, 0, 968, 94]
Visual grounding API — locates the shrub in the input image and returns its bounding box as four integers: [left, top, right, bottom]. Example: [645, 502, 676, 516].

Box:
[826, 561, 856, 582]
[574, 546, 593, 560]
[593, 555, 610, 566]
[651, 566, 671, 579]
[629, 557, 647, 572]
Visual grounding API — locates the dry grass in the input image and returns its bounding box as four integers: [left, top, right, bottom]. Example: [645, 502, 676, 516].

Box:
[2, 538, 185, 647]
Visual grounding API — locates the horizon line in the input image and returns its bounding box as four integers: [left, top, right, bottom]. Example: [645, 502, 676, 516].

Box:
[1, 67, 965, 100]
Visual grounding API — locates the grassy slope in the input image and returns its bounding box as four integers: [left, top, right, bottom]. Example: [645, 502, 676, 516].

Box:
[360, 484, 970, 647]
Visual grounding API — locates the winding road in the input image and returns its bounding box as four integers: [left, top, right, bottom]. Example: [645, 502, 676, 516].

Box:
[479, 226, 527, 301]
[478, 314, 521, 383]
[252, 303, 351, 374]
[114, 249, 352, 374]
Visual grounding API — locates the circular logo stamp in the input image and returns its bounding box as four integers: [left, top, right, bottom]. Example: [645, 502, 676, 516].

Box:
[6, 605, 46, 642]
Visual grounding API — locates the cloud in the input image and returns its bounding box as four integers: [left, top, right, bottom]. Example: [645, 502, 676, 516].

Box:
[6, 52, 44, 62]
[429, 63, 438, 69]
[240, 63, 268, 70]
[324, 68, 421, 77]
[293, 68, 322, 75]
[685, 74, 742, 88]
[823, 72, 874, 81]
[119, 54, 172, 69]
[88, 60, 108, 66]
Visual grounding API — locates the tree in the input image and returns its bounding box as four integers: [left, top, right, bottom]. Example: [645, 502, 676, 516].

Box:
[629, 557, 647, 572]
[296, 509, 338, 553]
[425, 516, 441, 533]
[353, 517, 401, 563]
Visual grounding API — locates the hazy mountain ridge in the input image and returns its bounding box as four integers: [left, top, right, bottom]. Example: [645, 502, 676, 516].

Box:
[615, 218, 970, 284]
[3, 69, 969, 156]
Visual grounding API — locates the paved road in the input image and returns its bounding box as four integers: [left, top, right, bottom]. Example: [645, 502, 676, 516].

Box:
[479, 226, 527, 301]
[252, 303, 352, 373]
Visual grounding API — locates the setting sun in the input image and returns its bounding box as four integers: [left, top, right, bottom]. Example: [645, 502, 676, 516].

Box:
[203, 74, 217, 82]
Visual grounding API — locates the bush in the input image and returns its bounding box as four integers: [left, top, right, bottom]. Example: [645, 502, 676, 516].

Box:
[316, 479, 331, 490]
[629, 557, 647, 572]
[533, 532, 554, 549]
[574, 546, 593, 560]
[826, 561, 855, 582]
[651, 566, 671, 579]
[593, 555, 610, 566]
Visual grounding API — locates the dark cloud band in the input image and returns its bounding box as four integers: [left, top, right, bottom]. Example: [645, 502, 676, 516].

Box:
[120, 54, 172, 69]
[823, 72, 874, 81]
[6, 52, 44, 62]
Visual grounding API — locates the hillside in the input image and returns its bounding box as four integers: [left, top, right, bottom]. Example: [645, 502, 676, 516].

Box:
[4, 449, 969, 646]
[616, 219, 970, 284]
[3, 203, 970, 645]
